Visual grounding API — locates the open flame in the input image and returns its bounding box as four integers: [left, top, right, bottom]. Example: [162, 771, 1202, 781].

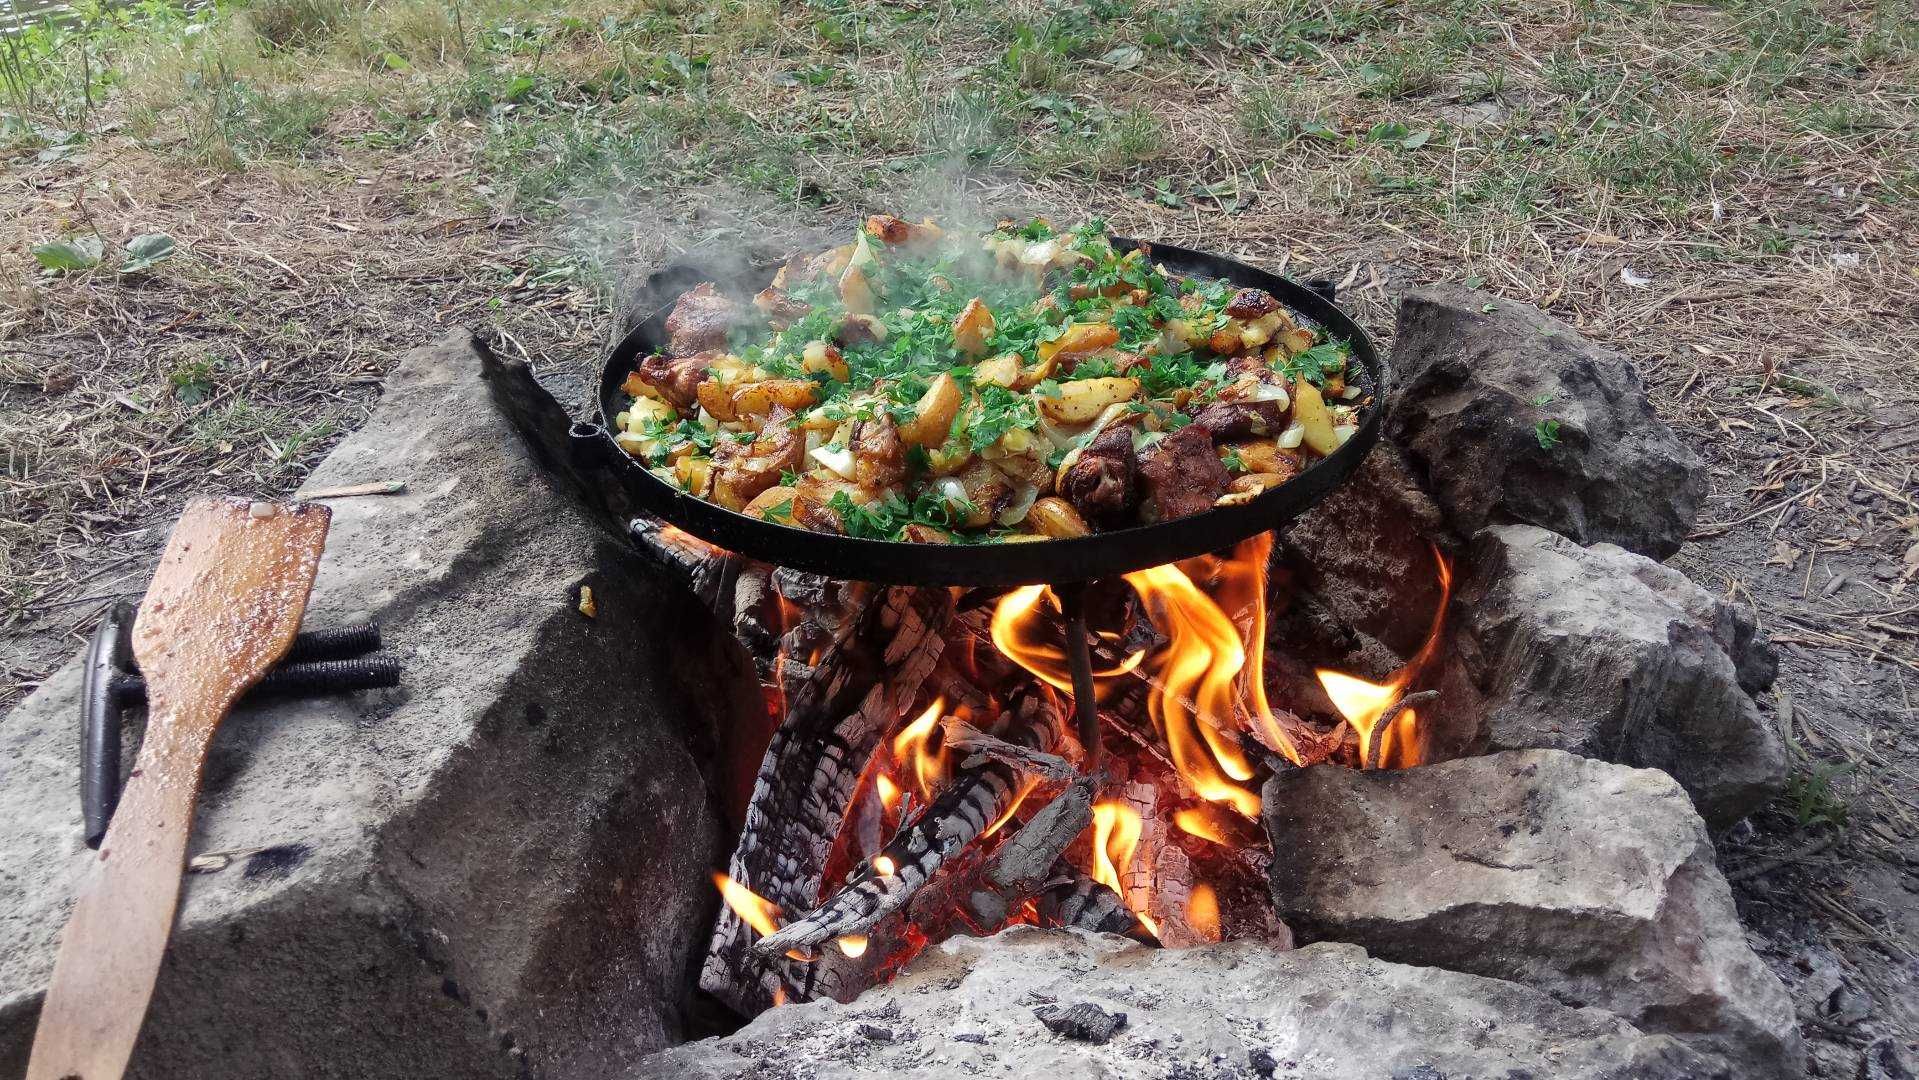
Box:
[875, 773, 901, 814]
[1123, 561, 1262, 818]
[893, 698, 949, 800]
[1315, 544, 1453, 769]
[715, 873, 812, 962]
[1186, 882, 1220, 940]
[1091, 801, 1157, 937]
[714, 872, 782, 938]
[989, 585, 1143, 693]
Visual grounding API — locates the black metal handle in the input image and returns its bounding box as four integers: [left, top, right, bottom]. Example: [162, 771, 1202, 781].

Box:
[79, 608, 395, 848]
[79, 601, 136, 848]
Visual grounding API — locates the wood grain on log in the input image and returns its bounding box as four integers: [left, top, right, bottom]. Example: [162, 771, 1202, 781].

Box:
[755, 689, 1068, 954]
[700, 586, 954, 1015]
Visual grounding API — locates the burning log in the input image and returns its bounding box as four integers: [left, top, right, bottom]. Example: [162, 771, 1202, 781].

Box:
[1039, 870, 1157, 943]
[754, 689, 1069, 955]
[701, 585, 955, 1015]
[940, 716, 1079, 782]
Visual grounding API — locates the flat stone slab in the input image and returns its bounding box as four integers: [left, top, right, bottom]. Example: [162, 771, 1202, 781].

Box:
[638, 927, 1722, 1079]
[1264, 749, 1801, 1078]
[0, 331, 732, 1079]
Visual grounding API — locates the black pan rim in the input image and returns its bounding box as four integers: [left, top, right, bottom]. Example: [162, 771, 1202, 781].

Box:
[592, 237, 1386, 587]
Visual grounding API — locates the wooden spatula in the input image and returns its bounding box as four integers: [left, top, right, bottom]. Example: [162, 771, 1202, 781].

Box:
[28, 496, 331, 1080]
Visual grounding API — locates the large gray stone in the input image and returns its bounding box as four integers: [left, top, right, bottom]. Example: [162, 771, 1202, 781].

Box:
[1264, 750, 1802, 1079]
[0, 331, 735, 1078]
[1387, 286, 1707, 559]
[638, 927, 1722, 1079]
[1428, 524, 1785, 825]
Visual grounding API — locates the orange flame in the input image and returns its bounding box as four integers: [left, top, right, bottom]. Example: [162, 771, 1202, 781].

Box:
[1213, 534, 1303, 766]
[875, 773, 901, 814]
[893, 698, 949, 800]
[990, 585, 1145, 693]
[771, 986, 788, 1007]
[1315, 545, 1452, 769]
[1123, 563, 1262, 817]
[713, 872, 782, 938]
[1092, 801, 1159, 936]
[1173, 806, 1230, 846]
[1186, 882, 1220, 941]
[873, 854, 896, 877]
[837, 935, 869, 958]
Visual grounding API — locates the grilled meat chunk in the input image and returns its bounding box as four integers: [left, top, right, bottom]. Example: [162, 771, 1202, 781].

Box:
[634, 352, 710, 410]
[1192, 399, 1286, 441]
[1224, 287, 1281, 320]
[664, 283, 738, 357]
[752, 285, 811, 328]
[712, 406, 804, 512]
[1138, 424, 1231, 522]
[852, 414, 907, 491]
[1060, 425, 1139, 527]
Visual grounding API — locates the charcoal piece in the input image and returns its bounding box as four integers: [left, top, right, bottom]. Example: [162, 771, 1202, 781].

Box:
[1033, 1002, 1127, 1044]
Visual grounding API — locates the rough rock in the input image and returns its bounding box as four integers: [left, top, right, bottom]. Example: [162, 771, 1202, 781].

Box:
[1427, 524, 1785, 825]
[1861, 1037, 1917, 1080]
[1387, 286, 1707, 559]
[1277, 441, 1452, 663]
[0, 331, 735, 1078]
[637, 927, 1724, 1079]
[1263, 749, 1802, 1079]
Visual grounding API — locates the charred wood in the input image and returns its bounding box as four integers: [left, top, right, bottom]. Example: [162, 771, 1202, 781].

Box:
[754, 689, 1067, 954]
[1039, 871, 1156, 943]
[700, 586, 954, 1015]
[941, 716, 1080, 782]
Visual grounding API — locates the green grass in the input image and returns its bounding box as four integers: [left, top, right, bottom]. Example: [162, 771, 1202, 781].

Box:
[2, 0, 1914, 266]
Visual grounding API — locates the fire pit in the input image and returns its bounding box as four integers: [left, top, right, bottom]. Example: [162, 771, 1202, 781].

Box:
[0, 269, 1806, 1079]
[488, 237, 1464, 1017]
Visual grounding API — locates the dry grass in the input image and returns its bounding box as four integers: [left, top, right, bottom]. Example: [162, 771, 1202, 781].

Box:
[3, 0, 1917, 1056]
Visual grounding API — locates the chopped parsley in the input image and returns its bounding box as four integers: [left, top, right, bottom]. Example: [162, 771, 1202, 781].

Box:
[1278, 340, 1350, 387]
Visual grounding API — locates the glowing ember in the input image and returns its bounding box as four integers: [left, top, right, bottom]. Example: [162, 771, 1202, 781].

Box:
[713, 872, 782, 938]
[872, 855, 897, 877]
[837, 935, 869, 958]
[1124, 563, 1262, 817]
[1186, 882, 1220, 940]
[1315, 545, 1453, 769]
[893, 698, 949, 800]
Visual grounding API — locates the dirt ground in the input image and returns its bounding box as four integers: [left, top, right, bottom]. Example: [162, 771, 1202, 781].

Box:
[3, 0, 1914, 1071]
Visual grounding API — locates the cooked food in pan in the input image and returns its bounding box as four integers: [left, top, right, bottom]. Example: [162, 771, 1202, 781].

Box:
[616, 217, 1366, 543]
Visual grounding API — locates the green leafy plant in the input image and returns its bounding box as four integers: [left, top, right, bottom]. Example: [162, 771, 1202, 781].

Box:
[1534, 418, 1562, 450]
[168, 356, 221, 404]
[1785, 761, 1854, 829]
[120, 233, 175, 273]
[32, 235, 103, 273]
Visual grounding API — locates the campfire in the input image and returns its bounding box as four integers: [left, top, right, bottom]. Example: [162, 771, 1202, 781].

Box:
[653, 526, 1453, 1015]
